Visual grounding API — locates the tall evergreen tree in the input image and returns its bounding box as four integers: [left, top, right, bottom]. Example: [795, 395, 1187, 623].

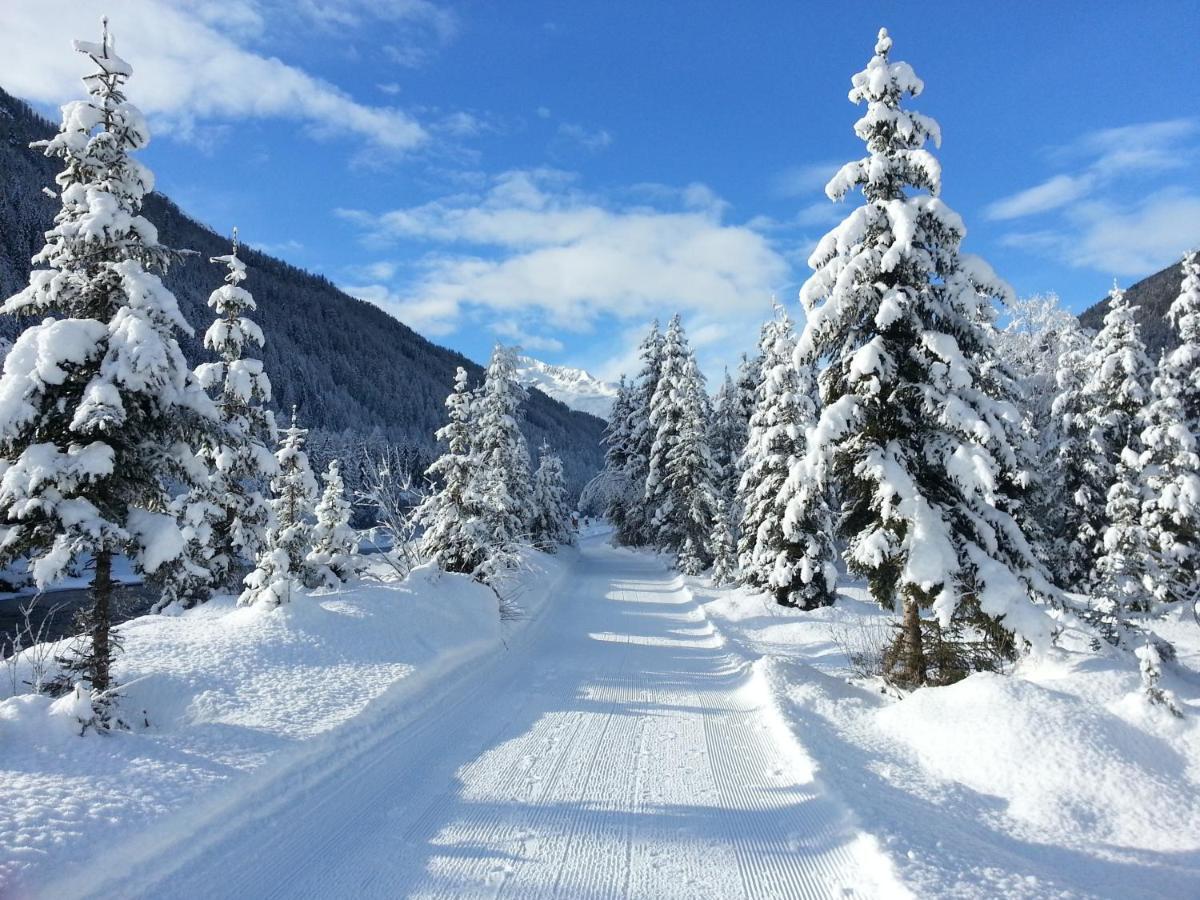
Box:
[416, 367, 488, 574]
[709, 370, 748, 504]
[159, 230, 277, 609]
[738, 306, 836, 608]
[307, 459, 360, 587]
[240, 410, 318, 606]
[471, 344, 533, 567]
[599, 375, 636, 538]
[0, 25, 212, 717]
[646, 316, 718, 568]
[1140, 252, 1200, 604]
[709, 497, 738, 587]
[1049, 328, 1096, 587]
[530, 442, 573, 551]
[797, 28, 1053, 686]
[1072, 286, 1154, 584]
[621, 321, 665, 546]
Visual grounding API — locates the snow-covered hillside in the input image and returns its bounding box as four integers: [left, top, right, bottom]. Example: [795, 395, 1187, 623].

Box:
[514, 355, 618, 420]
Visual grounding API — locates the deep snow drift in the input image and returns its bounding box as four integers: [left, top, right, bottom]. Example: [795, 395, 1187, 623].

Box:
[695, 579, 1200, 899]
[0, 551, 569, 895]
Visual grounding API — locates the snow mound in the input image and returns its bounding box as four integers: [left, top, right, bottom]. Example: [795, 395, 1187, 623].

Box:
[876, 670, 1200, 853]
[0, 552, 569, 894]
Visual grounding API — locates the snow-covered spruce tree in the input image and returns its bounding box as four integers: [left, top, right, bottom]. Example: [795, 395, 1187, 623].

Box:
[1073, 285, 1154, 584]
[709, 497, 738, 586]
[307, 459, 360, 587]
[415, 367, 488, 574]
[797, 28, 1054, 686]
[530, 443, 573, 551]
[737, 305, 836, 608]
[646, 317, 719, 568]
[620, 321, 666, 546]
[1140, 251, 1200, 605]
[709, 370, 749, 505]
[158, 231, 278, 609]
[471, 345, 534, 572]
[0, 25, 213, 717]
[994, 293, 1088, 572]
[1094, 447, 1154, 627]
[239, 410, 318, 606]
[598, 375, 636, 536]
[1049, 328, 1096, 588]
[671, 352, 720, 571]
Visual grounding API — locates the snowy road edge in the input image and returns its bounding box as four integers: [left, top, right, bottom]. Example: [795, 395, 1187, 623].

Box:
[34, 550, 577, 900]
[686, 579, 915, 900]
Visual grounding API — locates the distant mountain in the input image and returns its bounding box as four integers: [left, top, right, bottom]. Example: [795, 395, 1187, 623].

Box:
[1078, 258, 1189, 358]
[0, 87, 605, 495]
[514, 356, 619, 420]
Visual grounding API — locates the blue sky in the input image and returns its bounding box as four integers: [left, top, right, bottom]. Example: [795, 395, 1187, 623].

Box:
[4, 0, 1199, 381]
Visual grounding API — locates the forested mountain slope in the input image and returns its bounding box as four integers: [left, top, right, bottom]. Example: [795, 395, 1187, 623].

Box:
[0, 87, 605, 494]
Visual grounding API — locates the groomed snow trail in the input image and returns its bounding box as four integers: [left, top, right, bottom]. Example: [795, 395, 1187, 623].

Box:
[94, 537, 894, 899]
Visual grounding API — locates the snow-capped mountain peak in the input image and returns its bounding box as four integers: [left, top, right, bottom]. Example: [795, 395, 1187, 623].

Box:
[513, 355, 618, 420]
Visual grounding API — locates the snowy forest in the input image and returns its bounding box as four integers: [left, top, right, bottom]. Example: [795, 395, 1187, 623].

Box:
[1, 15, 1198, 900]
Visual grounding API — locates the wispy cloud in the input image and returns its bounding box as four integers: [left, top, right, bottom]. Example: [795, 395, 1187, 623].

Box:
[555, 122, 614, 154]
[1003, 191, 1200, 276]
[0, 0, 455, 152]
[988, 118, 1200, 275]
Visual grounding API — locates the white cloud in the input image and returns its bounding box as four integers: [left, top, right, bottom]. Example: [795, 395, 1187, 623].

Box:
[1003, 192, 1200, 276]
[990, 118, 1200, 276]
[555, 123, 613, 154]
[491, 320, 564, 353]
[985, 174, 1092, 221]
[0, 0, 433, 152]
[338, 170, 792, 377]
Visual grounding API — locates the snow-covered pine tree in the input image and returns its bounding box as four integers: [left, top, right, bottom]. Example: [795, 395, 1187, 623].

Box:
[671, 352, 720, 571]
[0, 24, 213, 716]
[1049, 328, 1096, 587]
[1095, 447, 1154, 624]
[1140, 251, 1200, 605]
[471, 344, 534, 570]
[239, 409, 318, 606]
[797, 28, 1053, 686]
[598, 375, 636, 536]
[159, 230, 278, 609]
[709, 497, 738, 586]
[994, 293, 1088, 572]
[709, 370, 749, 504]
[307, 459, 360, 587]
[416, 367, 488, 574]
[620, 321, 666, 546]
[530, 442, 573, 551]
[1073, 285, 1154, 585]
[737, 305, 836, 608]
[646, 316, 718, 568]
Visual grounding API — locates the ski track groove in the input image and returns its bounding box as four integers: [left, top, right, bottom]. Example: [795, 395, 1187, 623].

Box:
[84, 538, 887, 899]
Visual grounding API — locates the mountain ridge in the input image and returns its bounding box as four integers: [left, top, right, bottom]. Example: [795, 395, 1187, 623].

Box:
[513, 355, 619, 420]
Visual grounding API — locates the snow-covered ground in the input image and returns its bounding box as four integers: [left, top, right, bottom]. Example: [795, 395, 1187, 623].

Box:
[3, 536, 1198, 898]
[0, 550, 571, 897]
[694, 578, 1200, 899]
[514, 355, 618, 420]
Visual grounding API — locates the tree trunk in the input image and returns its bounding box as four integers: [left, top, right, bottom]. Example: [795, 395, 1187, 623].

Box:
[90, 549, 113, 697]
[885, 594, 926, 688]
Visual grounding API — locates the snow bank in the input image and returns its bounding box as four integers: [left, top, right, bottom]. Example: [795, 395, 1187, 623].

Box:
[0, 550, 570, 895]
[694, 578, 1200, 898]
